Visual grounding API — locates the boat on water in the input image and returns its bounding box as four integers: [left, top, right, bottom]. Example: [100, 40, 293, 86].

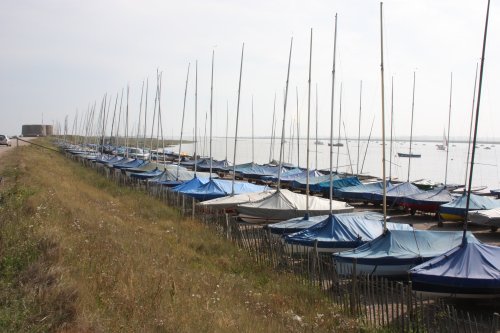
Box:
[397, 152, 421, 158]
[436, 130, 448, 151]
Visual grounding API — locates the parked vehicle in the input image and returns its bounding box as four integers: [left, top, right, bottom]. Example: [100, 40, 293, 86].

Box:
[0, 135, 12, 146]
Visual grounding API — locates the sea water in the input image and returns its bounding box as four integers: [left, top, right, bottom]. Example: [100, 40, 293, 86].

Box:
[176, 138, 500, 190]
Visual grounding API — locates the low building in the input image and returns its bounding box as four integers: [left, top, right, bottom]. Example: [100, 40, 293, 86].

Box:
[22, 124, 53, 137]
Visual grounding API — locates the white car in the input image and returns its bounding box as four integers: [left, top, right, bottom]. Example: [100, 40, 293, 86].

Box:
[0, 135, 12, 146]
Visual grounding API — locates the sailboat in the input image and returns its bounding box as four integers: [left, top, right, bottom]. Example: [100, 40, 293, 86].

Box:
[238, 33, 353, 224]
[436, 129, 447, 151]
[410, 0, 500, 299]
[397, 72, 421, 158]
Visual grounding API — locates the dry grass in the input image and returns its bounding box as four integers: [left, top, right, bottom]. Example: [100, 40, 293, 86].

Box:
[0, 142, 359, 332]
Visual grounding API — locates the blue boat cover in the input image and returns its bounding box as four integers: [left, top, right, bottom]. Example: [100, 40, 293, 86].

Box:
[401, 187, 454, 206]
[149, 168, 216, 184]
[196, 159, 231, 171]
[113, 159, 146, 170]
[371, 182, 424, 205]
[336, 181, 394, 201]
[334, 230, 475, 266]
[129, 169, 164, 180]
[179, 179, 268, 201]
[490, 189, 500, 198]
[229, 163, 285, 179]
[180, 158, 204, 168]
[318, 176, 362, 194]
[285, 213, 412, 249]
[94, 154, 114, 163]
[439, 193, 500, 217]
[171, 176, 210, 192]
[410, 238, 500, 293]
[261, 168, 305, 182]
[290, 174, 340, 191]
[105, 156, 131, 166]
[266, 215, 329, 235]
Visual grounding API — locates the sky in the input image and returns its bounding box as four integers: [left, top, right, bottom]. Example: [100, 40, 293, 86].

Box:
[1, 0, 499, 141]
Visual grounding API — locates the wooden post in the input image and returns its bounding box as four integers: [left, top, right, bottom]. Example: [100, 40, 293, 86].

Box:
[350, 258, 357, 315]
[492, 312, 499, 333]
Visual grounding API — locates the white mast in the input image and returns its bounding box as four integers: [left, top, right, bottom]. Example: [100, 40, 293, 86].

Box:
[305, 28, 313, 216]
[329, 14, 338, 213]
[176, 63, 191, 180]
[276, 38, 293, 190]
[380, 2, 387, 228]
[231, 43, 245, 195]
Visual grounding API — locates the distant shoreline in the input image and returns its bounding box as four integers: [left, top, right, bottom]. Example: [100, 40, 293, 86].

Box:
[210, 136, 500, 144]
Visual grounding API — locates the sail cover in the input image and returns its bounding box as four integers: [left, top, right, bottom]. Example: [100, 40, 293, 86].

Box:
[410, 238, 500, 296]
[285, 212, 412, 250]
[236, 189, 354, 222]
[439, 193, 500, 217]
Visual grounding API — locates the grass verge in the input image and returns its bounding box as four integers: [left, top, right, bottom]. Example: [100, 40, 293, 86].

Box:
[0, 141, 359, 332]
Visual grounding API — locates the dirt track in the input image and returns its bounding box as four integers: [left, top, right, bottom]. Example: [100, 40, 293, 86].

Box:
[0, 137, 32, 164]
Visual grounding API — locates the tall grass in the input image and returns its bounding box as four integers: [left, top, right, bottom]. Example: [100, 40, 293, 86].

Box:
[0, 143, 357, 332]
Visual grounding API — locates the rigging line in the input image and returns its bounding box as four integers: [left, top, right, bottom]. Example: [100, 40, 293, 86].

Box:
[342, 121, 353, 175]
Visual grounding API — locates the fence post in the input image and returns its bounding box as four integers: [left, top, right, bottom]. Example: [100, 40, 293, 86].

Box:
[351, 258, 357, 316]
[492, 313, 500, 333]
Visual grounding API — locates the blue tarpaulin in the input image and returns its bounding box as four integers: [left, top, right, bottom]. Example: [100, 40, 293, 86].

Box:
[318, 176, 362, 194]
[196, 159, 231, 172]
[129, 169, 164, 180]
[229, 163, 285, 180]
[371, 182, 423, 205]
[266, 215, 329, 235]
[439, 193, 500, 217]
[179, 179, 268, 201]
[401, 187, 455, 212]
[171, 176, 210, 192]
[285, 213, 412, 250]
[410, 238, 500, 296]
[290, 174, 339, 191]
[261, 168, 307, 183]
[335, 181, 394, 201]
[113, 159, 146, 170]
[334, 230, 474, 266]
